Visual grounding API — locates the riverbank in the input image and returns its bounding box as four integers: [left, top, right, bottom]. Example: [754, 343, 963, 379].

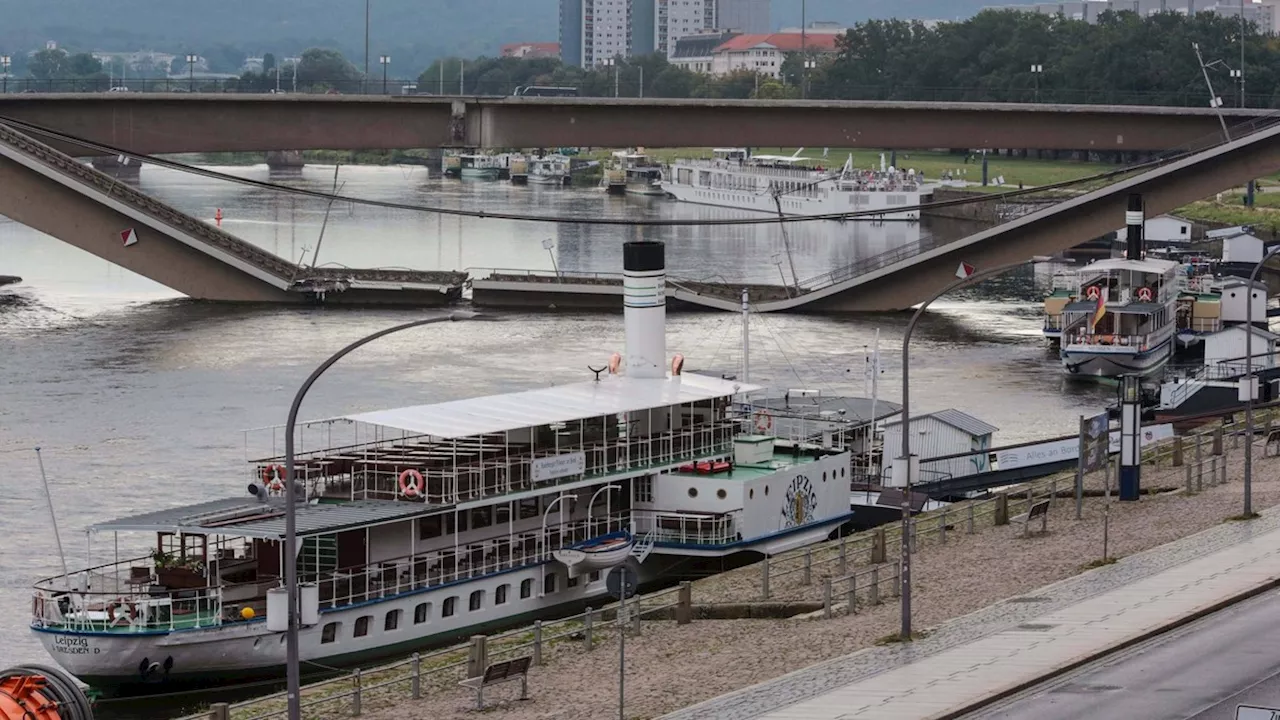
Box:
[331, 435, 1280, 719]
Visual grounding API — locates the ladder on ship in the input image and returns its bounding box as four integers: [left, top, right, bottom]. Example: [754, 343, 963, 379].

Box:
[630, 532, 655, 564]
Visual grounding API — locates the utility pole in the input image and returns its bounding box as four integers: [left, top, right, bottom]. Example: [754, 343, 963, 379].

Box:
[364, 0, 371, 94]
[186, 54, 197, 92]
[1031, 64, 1043, 102]
[801, 0, 808, 98]
[379, 55, 390, 95]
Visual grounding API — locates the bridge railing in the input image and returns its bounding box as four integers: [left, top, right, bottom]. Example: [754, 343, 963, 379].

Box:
[0, 121, 299, 282]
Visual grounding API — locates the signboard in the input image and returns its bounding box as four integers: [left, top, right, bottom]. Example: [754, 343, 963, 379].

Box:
[990, 423, 1174, 472]
[531, 451, 586, 483]
[606, 562, 639, 600]
[1082, 412, 1110, 473]
[1237, 705, 1280, 720]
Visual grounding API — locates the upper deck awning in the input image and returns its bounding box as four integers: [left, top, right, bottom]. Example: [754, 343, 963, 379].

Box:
[342, 372, 758, 439]
[91, 498, 449, 539]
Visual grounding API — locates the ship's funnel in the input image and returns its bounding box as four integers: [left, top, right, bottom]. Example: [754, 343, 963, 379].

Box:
[623, 240, 667, 379]
[1125, 193, 1144, 261]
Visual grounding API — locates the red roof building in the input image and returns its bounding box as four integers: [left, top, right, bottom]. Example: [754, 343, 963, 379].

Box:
[501, 42, 561, 59]
[710, 33, 841, 78]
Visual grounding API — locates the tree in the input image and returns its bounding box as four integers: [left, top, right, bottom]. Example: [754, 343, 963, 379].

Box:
[65, 53, 102, 77]
[296, 47, 359, 90]
[27, 48, 68, 79]
[263, 53, 276, 75]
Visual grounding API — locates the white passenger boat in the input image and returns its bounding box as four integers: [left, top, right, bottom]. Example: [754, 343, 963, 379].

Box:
[1059, 256, 1180, 377]
[528, 155, 571, 186]
[31, 241, 854, 693]
[662, 148, 932, 221]
[459, 153, 503, 180]
[622, 152, 664, 196]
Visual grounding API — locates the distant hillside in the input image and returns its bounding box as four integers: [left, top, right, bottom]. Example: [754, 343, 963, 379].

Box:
[0, 0, 995, 71]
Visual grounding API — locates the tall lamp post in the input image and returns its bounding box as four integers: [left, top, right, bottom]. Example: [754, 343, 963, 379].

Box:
[897, 256, 1048, 640]
[281, 312, 481, 720]
[0, 56, 9, 95]
[186, 54, 197, 92]
[603, 57, 619, 98]
[378, 55, 390, 95]
[1030, 63, 1043, 103]
[1243, 243, 1280, 517]
[802, 59, 816, 99]
[364, 0, 371, 94]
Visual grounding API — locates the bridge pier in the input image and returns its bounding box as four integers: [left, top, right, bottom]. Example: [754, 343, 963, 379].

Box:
[266, 150, 305, 169]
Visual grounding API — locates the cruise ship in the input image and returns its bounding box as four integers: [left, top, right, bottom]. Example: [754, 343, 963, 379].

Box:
[662, 148, 933, 221]
[31, 241, 855, 693]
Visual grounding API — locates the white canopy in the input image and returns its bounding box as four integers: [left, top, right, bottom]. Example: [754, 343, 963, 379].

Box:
[343, 372, 758, 439]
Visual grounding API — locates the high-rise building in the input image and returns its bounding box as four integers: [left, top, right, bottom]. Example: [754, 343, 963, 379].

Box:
[656, 0, 717, 57]
[560, 0, 643, 66]
[717, 0, 771, 33]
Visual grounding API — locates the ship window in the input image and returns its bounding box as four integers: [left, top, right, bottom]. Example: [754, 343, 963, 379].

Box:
[823, 471, 828, 482]
[469, 590, 484, 611]
[519, 497, 540, 519]
[717, 488, 727, 499]
[589, 570, 601, 582]
[354, 615, 371, 637]
[496, 584, 509, 605]
[635, 477, 654, 503]
[456, 511, 469, 533]
[568, 575, 580, 588]
[414, 602, 431, 624]
[471, 506, 492, 530]
[749, 488, 754, 499]
[384, 609, 401, 632]
[765, 485, 769, 496]
[520, 579, 534, 599]
[419, 514, 443, 540]
[545, 573, 558, 594]
[321, 622, 339, 644]
[443, 597, 457, 617]
[687, 487, 698, 498]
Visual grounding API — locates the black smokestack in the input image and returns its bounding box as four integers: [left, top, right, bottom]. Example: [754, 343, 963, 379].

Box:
[1125, 194, 1144, 261]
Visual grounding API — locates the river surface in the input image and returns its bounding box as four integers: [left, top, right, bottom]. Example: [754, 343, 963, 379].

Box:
[0, 165, 1115, 679]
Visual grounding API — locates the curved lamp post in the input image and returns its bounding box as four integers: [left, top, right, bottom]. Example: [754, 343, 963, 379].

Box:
[587, 484, 623, 535]
[898, 257, 1047, 641]
[283, 311, 482, 720]
[1244, 242, 1280, 517]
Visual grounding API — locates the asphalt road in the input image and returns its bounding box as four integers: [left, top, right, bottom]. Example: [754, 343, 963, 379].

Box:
[965, 588, 1280, 720]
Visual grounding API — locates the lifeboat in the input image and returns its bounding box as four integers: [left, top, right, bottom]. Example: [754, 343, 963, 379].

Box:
[553, 533, 635, 578]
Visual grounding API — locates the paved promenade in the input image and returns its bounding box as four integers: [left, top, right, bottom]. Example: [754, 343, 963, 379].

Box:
[662, 507, 1280, 720]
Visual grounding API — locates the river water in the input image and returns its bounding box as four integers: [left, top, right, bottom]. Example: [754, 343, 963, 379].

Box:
[0, 165, 1115, 677]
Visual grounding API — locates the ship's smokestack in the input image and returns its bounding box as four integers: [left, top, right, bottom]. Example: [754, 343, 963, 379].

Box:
[1125, 193, 1144, 261]
[623, 240, 667, 379]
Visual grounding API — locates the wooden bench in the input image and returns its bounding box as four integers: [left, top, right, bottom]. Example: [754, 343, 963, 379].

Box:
[457, 656, 531, 710]
[1011, 499, 1051, 538]
[1266, 429, 1280, 458]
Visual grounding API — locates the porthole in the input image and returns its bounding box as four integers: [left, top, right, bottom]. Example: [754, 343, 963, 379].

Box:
[764, 485, 769, 496]
[749, 488, 754, 499]
[688, 487, 698, 498]
[823, 471, 828, 482]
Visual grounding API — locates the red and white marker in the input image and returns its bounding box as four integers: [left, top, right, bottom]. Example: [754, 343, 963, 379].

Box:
[120, 228, 138, 247]
[955, 261, 975, 279]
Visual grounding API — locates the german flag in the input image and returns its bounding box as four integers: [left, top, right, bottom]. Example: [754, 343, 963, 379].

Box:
[1089, 288, 1107, 330]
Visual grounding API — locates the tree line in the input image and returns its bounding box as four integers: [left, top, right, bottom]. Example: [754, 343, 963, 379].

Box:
[10, 10, 1280, 107]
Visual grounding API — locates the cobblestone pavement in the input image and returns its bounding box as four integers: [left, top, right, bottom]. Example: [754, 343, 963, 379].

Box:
[661, 507, 1280, 720]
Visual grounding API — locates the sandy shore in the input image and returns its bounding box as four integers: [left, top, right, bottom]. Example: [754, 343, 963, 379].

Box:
[354, 440, 1280, 720]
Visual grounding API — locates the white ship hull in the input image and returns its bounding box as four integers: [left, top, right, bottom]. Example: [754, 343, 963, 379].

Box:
[34, 563, 615, 688]
[661, 182, 924, 220]
[528, 173, 568, 185]
[1061, 337, 1173, 377]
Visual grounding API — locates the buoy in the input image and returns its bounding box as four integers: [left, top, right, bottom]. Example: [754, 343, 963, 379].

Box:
[241, 606, 256, 620]
[0, 664, 94, 719]
[215, 208, 223, 227]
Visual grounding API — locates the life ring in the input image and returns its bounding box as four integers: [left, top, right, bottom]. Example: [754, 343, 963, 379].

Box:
[261, 465, 286, 492]
[398, 469, 424, 498]
[1085, 285, 1101, 300]
[106, 598, 136, 625]
[753, 410, 773, 433]
[1136, 287, 1153, 302]
[671, 354, 684, 376]
[608, 352, 621, 375]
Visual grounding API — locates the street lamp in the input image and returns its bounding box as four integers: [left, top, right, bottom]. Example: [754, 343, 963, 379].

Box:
[897, 256, 1049, 640]
[1030, 64, 1043, 103]
[803, 59, 817, 99]
[185, 54, 197, 92]
[0, 56, 9, 95]
[1243, 242, 1280, 517]
[378, 55, 390, 95]
[281, 312, 481, 720]
[1239, 0, 1262, 107]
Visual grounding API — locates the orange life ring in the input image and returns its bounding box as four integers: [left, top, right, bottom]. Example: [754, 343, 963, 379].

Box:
[1085, 285, 1101, 300]
[261, 465, 286, 492]
[671, 354, 684, 376]
[753, 410, 773, 433]
[608, 352, 621, 375]
[398, 469, 424, 498]
[1136, 287, 1153, 302]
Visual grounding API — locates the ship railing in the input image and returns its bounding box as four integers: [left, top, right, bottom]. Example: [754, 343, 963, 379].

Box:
[1043, 314, 1064, 332]
[1064, 331, 1152, 350]
[631, 509, 739, 546]
[308, 511, 633, 610]
[32, 565, 230, 634]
